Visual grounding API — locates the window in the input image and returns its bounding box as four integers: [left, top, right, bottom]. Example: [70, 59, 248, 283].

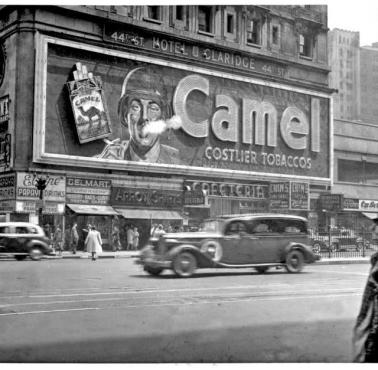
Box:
[299, 33, 313, 58]
[227, 13, 234, 34]
[16, 227, 29, 234]
[338, 159, 378, 184]
[175, 6, 184, 21]
[0, 226, 9, 234]
[225, 221, 247, 235]
[247, 19, 261, 45]
[146, 6, 161, 21]
[272, 25, 279, 45]
[198, 6, 213, 34]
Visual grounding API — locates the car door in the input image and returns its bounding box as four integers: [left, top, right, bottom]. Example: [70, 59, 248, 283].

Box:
[0, 226, 21, 253]
[221, 220, 257, 264]
[246, 218, 282, 263]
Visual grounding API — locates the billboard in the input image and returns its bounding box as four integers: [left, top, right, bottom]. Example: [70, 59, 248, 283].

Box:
[34, 36, 331, 182]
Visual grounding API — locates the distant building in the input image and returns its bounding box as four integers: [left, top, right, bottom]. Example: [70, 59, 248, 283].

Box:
[328, 28, 360, 121]
[360, 43, 378, 124]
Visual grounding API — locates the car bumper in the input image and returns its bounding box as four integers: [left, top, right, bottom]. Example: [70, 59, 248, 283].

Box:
[141, 257, 172, 269]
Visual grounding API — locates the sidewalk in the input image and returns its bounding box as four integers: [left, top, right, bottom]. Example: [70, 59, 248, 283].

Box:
[47, 250, 139, 259]
[47, 250, 372, 265]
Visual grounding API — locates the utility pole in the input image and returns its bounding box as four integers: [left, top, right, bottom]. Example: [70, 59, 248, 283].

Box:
[34, 175, 48, 226]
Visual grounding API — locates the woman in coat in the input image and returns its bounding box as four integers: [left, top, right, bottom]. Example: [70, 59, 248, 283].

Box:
[85, 225, 103, 261]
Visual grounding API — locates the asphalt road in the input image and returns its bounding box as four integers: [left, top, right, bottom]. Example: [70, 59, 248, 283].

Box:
[0, 258, 371, 363]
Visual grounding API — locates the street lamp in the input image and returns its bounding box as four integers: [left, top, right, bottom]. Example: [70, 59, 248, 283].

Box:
[33, 173, 49, 226]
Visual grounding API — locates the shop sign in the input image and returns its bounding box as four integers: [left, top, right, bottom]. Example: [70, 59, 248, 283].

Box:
[343, 198, 359, 210]
[16, 173, 66, 202]
[184, 189, 206, 206]
[0, 173, 15, 200]
[111, 186, 183, 209]
[290, 182, 309, 210]
[269, 182, 290, 210]
[66, 176, 111, 205]
[66, 63, 112, 143]
[269, 181, 309, 210]
[15, 200, 65, 214]
[319, 193, 344, 211]
[38, 38, 331, 181]
[0, 200, 14, 212]
[104, 25, 287, 78]
[188, 180, 268, 199]
[0, 95, 11, 172]
[359, 200, 378, 212]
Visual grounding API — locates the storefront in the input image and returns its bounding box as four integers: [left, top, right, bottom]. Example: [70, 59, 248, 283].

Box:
[65, 175, 118, 250]
[0, 172, 65, 234]
[110, 176, 183, 249]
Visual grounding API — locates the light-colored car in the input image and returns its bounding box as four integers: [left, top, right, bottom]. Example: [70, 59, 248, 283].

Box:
[137, 213, 319, 277]
[0, 222, 53, 261]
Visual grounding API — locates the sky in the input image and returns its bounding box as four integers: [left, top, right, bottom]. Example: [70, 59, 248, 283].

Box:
[327, 0, 378, 46]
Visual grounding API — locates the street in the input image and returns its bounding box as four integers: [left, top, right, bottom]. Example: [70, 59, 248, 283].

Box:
[0, 257, 370, 363]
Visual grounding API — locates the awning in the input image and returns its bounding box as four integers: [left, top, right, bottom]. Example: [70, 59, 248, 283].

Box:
[67, 204, 119, 216]
[115, 208, 183, 220]
[362, 212, 378, 220]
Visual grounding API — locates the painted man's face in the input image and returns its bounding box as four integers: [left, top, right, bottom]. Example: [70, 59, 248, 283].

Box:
[127, 98, 162, 150]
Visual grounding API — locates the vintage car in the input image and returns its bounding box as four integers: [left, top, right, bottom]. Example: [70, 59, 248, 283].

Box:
[0, 222, 53, 261]
[310, 228, 370, 253]
[137, 214, 319, 277]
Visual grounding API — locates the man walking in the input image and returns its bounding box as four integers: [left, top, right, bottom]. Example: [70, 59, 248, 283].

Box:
[85, 225, 103, 261]
[70, 222, 79, 254]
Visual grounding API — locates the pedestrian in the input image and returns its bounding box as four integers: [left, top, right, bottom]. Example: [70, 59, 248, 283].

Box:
[53, 224, 63, 256]
[70, 222, 79, 254]
[353, 251, 378, 362]
[153, 224, 165, 237]
[132, 226, 139, 251]
[112, 225, 121, 251]
[85, 225, 103, 261]
[127, 225, 134, 251]
[150, 223, 157, 237]
[369, 219, 378, 247]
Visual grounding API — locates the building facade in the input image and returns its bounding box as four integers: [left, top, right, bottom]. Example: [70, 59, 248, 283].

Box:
[0, 5, 332, 249]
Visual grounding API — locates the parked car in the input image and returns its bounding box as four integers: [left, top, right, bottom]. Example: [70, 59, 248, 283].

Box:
[137, 213, 319, 277]
[0, 222, 53, 261]
[310, 228, 370, 253]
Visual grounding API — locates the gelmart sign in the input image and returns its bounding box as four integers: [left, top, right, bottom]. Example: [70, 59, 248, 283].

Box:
[34, 36, 331, 183]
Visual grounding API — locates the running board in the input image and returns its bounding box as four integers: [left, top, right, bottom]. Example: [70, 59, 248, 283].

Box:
[214, 262, 285, 268]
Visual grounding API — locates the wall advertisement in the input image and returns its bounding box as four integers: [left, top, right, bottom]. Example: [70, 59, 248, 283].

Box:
[269, 181, 310, 211]
[34, 36, 331, 183]
[66, 176, 111, 205]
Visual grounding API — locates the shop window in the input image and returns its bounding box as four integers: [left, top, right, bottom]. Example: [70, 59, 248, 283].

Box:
[338, 159, 378, 184]
[198, 6, 214, 34]
[246, 18, 261, 45]
[299, 33, 313, 58]
[272, 25, 279, 45]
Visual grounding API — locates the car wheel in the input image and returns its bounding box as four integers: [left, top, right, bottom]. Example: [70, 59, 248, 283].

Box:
[173, 252, 197, 277]
[255, 266, 269, 274]
[29, 247, 43, 261]
[144, 266, 164, 276]
[15, 255, 27, 261]
[312, 242, 321, 254]
[330, 243, 338, 252]
[285, 250, 304, 273]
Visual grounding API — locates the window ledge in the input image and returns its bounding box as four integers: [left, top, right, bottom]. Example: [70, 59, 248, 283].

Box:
[299, 55, 313, 61]
[198, 30, 215, 38]
[246, 42, 262, 49]
[143, 17, 163, 25]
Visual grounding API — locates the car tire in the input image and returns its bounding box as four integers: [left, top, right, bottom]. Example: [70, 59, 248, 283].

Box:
[330, 243, 337, 252]
[255, 266, 269, 274]
[312, 242, 321, 254]
[144, 266, 164, 276]
[356, 242, 363, 252]
[173, 252, 197, 277]
[285, 250, 304, 273]
[15, 255, 27, 261]
[29, 247, 43, 261]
